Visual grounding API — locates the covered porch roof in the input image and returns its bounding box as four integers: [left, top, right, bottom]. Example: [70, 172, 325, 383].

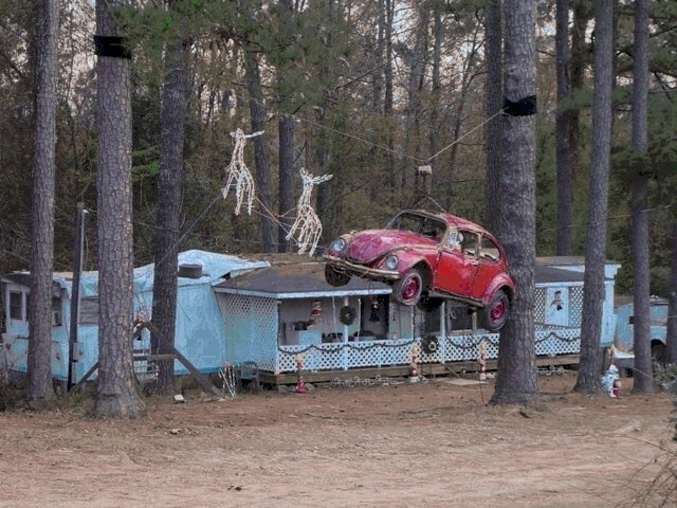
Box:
[214, 255, 391, 299]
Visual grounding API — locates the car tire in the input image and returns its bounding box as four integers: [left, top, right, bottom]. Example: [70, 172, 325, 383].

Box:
[394, 269, 424, 306]
[325, 264, 350, 287]
[481, 289, 510, 332]
[417, 293, 444, 312]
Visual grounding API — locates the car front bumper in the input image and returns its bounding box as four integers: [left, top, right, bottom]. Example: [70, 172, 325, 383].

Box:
[324, 256, 400, 281]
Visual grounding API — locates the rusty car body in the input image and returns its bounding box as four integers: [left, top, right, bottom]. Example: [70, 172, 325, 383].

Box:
[323, 209, 515, 331]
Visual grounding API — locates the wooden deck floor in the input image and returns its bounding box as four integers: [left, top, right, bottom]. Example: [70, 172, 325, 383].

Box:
[259, 354, 581, 386]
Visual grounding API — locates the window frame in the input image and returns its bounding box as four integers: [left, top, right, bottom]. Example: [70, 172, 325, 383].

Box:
[9, 290, 24, 321]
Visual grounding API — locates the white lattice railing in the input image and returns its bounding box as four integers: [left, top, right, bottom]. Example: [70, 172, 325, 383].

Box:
[275, 327, 582, 374]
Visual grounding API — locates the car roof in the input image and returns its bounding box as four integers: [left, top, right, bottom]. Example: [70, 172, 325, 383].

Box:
[397, 209, 492, 236]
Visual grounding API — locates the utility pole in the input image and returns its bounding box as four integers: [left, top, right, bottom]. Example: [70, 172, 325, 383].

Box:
[68, 203, 87, 391]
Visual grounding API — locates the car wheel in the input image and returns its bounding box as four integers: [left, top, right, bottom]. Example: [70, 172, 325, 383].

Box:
[417, 293, 444, 312]
[394, 269, 423, 306]
[325, 264, 350, 287]
[482, 289, 510, 332]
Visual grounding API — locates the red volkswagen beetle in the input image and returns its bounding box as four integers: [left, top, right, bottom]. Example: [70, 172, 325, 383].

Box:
[323, 209, 515, 331]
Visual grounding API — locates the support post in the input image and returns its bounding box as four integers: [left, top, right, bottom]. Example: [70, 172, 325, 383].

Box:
[68, 203, 87, 392]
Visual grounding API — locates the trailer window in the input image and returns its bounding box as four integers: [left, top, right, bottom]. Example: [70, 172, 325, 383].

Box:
[9, 291, 23, 320]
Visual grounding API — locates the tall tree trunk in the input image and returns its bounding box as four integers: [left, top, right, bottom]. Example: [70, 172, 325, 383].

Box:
[630, 0, 653, 393]
[484, 0, 502, 233]
[28, 0, 59, 402]
[313, 0, 337, 244]
[278, 114, 295, 252]
[555, 0, 574, 255]
[245, 47, 275, 253]
[151, 21, 188, 395]
[665, 222, 677, 365]
[276, 0, 295, 253]
[428, 0, 442, 165]
[574, 0, 613, 395]
[490, 0, 538, 406]
[314, 108, 334, 239]
[403, 5, 429, 204]
[91, 0, 144, 418]
[566, 0, 593, 219]
[383, 0, 395, 194]
[373, 0, 385, 115]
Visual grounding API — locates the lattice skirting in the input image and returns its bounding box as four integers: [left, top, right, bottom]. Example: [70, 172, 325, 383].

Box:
[274, 327, 581, 374]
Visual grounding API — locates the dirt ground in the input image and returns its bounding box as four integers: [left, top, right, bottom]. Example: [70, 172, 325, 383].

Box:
[0, 371, 676, 508]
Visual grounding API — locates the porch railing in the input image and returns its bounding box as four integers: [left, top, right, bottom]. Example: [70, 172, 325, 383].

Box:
[272, 326, 581, 374]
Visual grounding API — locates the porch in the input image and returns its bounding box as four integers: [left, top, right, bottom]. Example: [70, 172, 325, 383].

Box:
[258, 325, 582, 384]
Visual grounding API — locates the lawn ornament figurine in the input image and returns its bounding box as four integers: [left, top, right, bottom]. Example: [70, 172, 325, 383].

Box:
[286, 169, 332, 256]
[309, 300, 323, 326]
[295, 354, 307, 394]
[222, 128, 263, 216]
[478, 340, 487, 381]
[612, 377, 622, 398]
[601, 364, 620, 398]
[409, 345, 420, 383]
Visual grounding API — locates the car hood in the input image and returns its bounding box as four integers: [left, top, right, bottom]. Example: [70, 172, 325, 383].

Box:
[346, 229, 436, 261]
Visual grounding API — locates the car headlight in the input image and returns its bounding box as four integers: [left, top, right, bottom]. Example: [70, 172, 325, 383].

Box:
[384, 255, 398, 270]
[330, 237, 347, 253]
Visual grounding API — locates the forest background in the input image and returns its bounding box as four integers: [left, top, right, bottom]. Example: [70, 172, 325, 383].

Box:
[1, 0, 676, 297]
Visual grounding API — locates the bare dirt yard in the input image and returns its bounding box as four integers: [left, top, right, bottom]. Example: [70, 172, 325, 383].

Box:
[0, 371, 676, 508]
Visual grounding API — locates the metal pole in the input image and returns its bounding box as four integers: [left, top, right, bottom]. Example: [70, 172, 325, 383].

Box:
[67, 203, 87, 392]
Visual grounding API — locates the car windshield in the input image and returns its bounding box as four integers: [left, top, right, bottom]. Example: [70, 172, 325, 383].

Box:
[386, 212, 447, 240]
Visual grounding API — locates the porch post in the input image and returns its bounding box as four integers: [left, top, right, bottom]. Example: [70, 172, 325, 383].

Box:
[343, 296, 349, 370]
[439, 301, 446, 364]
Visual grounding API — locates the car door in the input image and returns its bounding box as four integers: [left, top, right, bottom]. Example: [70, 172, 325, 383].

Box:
[471, 235, 504, 300]
[434, 230, 480, 298]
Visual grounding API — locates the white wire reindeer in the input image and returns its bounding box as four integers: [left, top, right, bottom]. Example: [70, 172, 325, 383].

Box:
[221, 128, 264, 215]
[286, 168, 333, 256]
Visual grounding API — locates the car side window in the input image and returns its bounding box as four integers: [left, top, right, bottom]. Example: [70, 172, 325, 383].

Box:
[480, 236, 501, 262]
[460, 231, 478, 257]
[447, 230, 462, 250]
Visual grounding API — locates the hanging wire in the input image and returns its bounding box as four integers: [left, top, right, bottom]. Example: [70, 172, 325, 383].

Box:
[299, 108, 505, 165]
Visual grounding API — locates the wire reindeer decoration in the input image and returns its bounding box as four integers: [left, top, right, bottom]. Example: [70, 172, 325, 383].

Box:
[286, 168, 333, 256]
[221, 128, 263, 215]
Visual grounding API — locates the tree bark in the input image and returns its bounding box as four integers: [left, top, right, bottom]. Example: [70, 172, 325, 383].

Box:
[484, 0, 502, 233]
[383, 0, 395, 194]
[403, 5, 428, 203]
[428, 0, 442, 166]
[665, 222, 677, 365]
[555, 0, 574, 255]
[151, 21, 189, 396]
[28, 0, 59, 402]
[490, 0, 539, 406]
[278, 114, 295, 252]
[574, 0, 614, 395]
[91, 0, 144, 418]
[630, 0, 653, 394]
[244, 47, 275, 253]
